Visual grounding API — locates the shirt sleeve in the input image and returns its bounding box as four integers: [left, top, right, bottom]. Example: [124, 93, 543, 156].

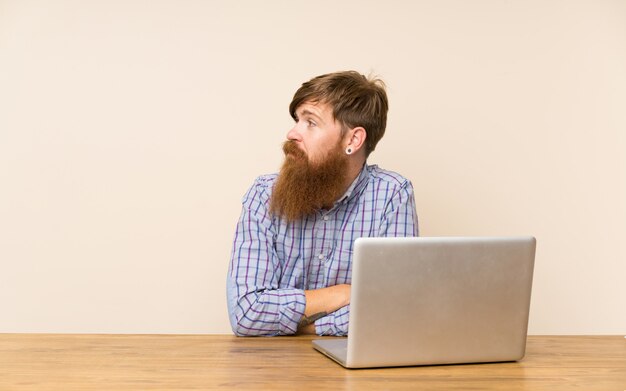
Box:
[226, 179, 306, 336]
[378, 179, 419, 237]
[314, 305, 350, 336]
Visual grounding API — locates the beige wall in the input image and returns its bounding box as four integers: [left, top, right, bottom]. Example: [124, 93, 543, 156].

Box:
[1, 0, 624, 334]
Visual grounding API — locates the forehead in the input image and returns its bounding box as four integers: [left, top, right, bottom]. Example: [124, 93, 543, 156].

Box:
[295, 101, 333, 119]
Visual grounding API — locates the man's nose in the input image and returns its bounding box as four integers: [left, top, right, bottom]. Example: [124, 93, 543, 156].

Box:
[286, 125, 302, 141]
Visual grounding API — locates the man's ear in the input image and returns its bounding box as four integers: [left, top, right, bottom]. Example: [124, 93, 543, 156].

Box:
[345, 126, 367, 154]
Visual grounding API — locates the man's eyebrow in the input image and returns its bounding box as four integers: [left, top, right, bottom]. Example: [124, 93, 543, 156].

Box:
[298, 109, 324, 122]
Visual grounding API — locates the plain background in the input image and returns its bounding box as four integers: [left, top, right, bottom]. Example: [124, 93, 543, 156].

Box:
[1, 0, 624, 334]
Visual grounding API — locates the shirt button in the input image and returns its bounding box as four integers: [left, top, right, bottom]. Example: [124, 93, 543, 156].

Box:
[323, 215, 329, 221]
[318, 254, 324, 260]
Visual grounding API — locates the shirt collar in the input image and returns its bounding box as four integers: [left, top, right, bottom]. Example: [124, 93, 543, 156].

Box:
[334, 163, 370, 206]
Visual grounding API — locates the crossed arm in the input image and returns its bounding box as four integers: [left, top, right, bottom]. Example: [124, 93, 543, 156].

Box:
[227, 176, 418, 336]
[226, 182, 352, 336]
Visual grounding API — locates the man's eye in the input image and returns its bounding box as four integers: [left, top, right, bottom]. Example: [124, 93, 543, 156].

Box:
[308, 120, 316, 127]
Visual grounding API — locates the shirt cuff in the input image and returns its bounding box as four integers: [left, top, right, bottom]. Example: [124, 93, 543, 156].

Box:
[277, 289, 307, 335]
[314, 305, 350, 336]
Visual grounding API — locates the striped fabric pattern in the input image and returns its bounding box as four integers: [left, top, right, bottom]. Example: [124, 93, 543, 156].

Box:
[227, 164, 419, 336]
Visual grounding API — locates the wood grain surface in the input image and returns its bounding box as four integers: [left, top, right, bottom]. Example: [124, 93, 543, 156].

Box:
[0, 334, 624, 390]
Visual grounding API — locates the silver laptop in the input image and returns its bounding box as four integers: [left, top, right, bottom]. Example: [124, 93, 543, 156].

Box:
[312, 236, 536, 368]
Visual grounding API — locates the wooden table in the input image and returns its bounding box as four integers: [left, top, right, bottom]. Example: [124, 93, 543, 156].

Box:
[0, 334, 624, 390]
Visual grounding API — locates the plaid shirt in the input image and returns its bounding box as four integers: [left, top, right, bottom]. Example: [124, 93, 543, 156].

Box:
[227, 164, 419, 336]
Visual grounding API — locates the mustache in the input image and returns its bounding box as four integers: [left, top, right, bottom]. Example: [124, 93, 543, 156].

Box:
[282, 141, 306, 159]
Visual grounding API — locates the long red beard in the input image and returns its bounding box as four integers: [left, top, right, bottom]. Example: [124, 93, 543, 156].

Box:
[269, 141, 348, 222]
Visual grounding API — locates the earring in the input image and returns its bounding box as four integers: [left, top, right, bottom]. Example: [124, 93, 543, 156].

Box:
[346, 147, 353, 155]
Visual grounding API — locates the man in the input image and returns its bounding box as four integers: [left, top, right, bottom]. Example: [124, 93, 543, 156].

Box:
[227, 71, 418, 336]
